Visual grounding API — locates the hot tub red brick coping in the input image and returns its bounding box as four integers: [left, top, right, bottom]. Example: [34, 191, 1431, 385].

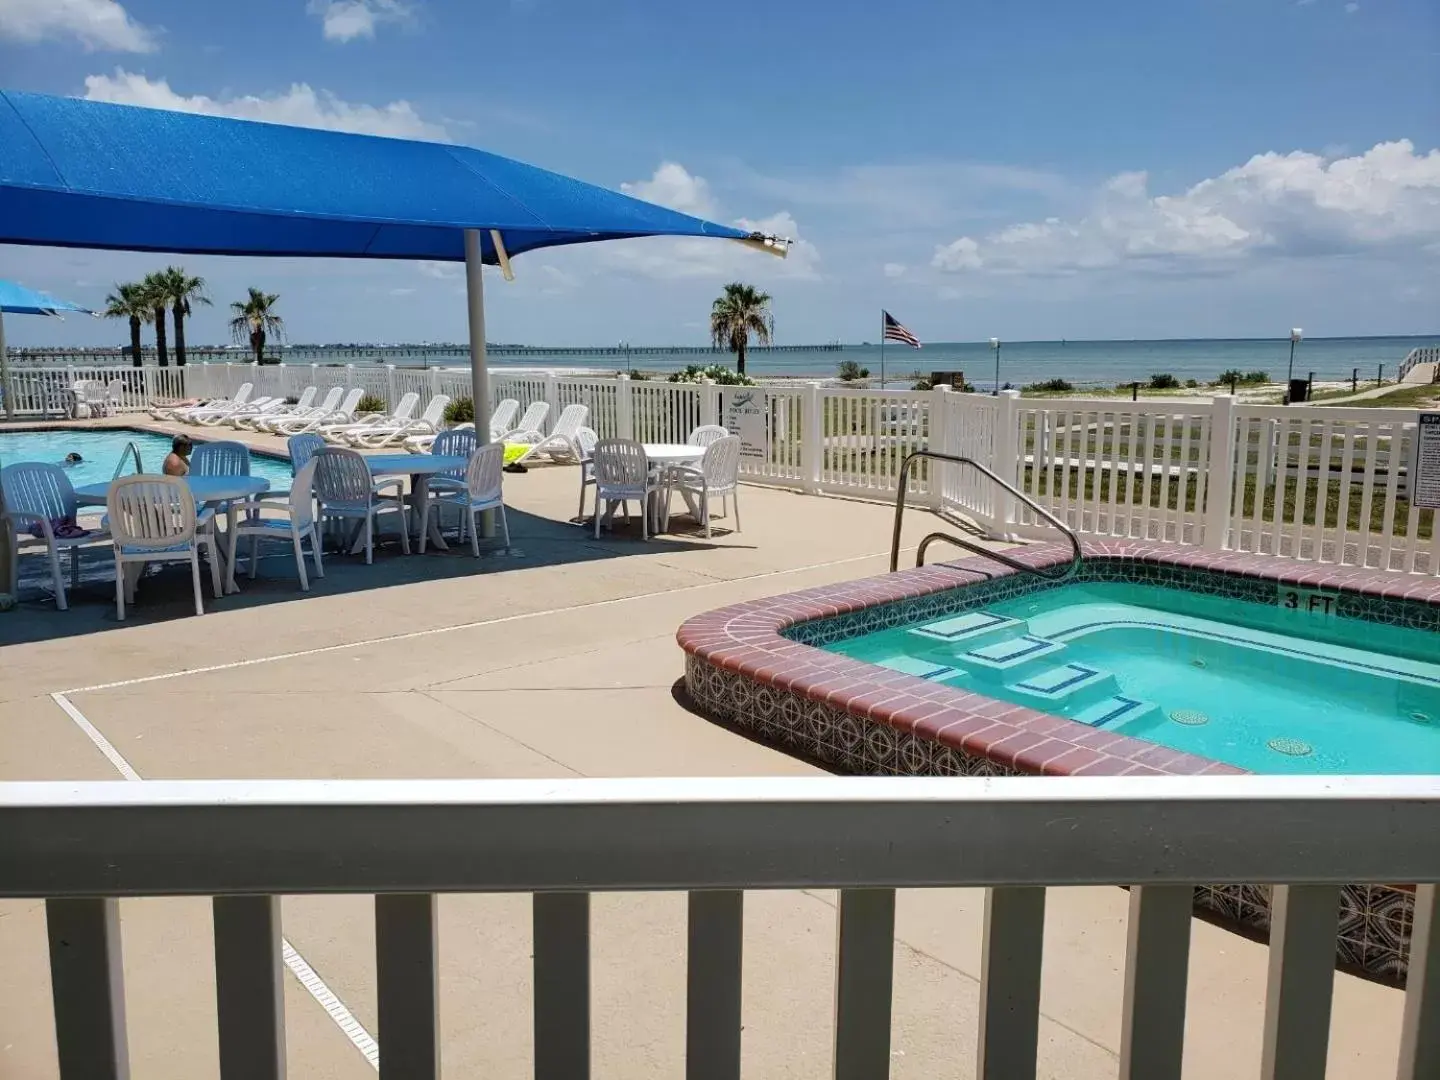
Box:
[678, 541, 1440, 780]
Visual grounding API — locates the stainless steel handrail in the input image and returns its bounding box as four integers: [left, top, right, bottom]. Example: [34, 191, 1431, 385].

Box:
[890, 449, 1082, 580]
[110, 441, 144, 481]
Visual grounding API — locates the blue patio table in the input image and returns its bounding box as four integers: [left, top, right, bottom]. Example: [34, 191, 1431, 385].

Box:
[74, 474, 270, 594]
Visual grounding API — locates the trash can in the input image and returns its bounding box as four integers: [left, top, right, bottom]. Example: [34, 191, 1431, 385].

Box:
[1288, 378, 1310, 404]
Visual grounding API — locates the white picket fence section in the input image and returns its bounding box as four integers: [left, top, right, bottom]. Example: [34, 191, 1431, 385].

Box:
[7, 362, 1440, 575]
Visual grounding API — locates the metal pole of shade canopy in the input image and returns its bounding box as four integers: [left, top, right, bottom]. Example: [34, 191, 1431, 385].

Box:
[0, 307, 12, 421]
[464, 229, 491, 444]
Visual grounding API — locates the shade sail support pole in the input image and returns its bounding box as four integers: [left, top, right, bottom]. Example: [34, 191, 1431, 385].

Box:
[464, 229, 496, 539]
[0, 308, 12, 422]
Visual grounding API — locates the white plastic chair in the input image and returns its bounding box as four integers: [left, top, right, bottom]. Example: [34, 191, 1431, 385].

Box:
[420, 442, 508, 557]
[575, 426, 599, 521]
[511, 403, 589, 465]
[272, 387, 363, 436]
[0, 462, 110, 610]
[490, 399, 521, 439]
[254, 433, 326, 508]
[592, 439, 663, 540]
[313, 447, 410, 564]
[687, 424, 730, 448]
[258, 386, 342, 433]
[664, 435, 743, 537]
[233, 386, 315, 429]
[501, 401, 551, 448]
[103, 379, 125, 416]
[106, 475, 222, 619]
[347, 394, 450, 448]
[322, 392, 418, 444]
[226, 458, 324, 591]
[190, 441, 251, 477]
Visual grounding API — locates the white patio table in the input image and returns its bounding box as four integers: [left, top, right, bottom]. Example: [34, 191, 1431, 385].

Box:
[356, 453, 470, 554]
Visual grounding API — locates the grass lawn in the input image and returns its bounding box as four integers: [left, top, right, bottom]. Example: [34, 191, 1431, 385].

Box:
[1317, 383, 1440, 409]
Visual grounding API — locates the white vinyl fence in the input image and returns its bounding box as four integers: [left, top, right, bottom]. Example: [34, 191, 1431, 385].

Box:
[7, 362, 1440, 576]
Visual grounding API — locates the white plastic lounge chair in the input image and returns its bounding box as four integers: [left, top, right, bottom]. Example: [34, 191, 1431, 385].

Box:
[347, 394, 450, 449]
[106, 475, 222, 619]
[321, 392, 418, 444]
[687, 424, 730, 448]
[149, 382, 253, 422]
[179, 386, 260, 424]
[189, 441, 251, 477]
[271, 388, 364, 436]
[592, 439, 663, 540]
[663, 434, 742, 538]
[187, 395, 276, 426]
[510, 403, 588, 465]
[420, 442, 508, 556]
[313, 447, 410, 564]
[226, 457, 324, 591]
[0, 462, 110, 610]
[202, 397, 287, 428]
[258, 386, 343, 433]
[490, 399, 521, 439]
[232, 386, 316, 429]
[500, 401, 551, 448]
[575, 426, 599, 521]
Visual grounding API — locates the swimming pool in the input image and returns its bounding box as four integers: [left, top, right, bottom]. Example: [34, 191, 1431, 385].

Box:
[0, 428, 292, 486]
[827, 581, 1440, 774]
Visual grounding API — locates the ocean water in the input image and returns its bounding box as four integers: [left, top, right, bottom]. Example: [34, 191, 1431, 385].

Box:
[247, 335, 1434, 388]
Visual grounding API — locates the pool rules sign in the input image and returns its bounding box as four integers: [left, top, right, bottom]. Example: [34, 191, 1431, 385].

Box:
[723, 389, 769, 461]
[1411, 412, 1440, 508]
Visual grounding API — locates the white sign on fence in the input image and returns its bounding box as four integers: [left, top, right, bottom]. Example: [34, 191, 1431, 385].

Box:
[1409, 412, 1440, 509]
[724, 388, 769, 461]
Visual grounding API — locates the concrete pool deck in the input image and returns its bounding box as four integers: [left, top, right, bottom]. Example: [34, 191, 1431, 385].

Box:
[0, 422, 1408, 1079]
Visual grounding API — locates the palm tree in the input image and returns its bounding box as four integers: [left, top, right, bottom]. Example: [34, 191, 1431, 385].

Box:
[710, 282, 772, 376]
[229, 288, 284, 364]
[103, 282, 152, 367]
[141, 272, 169, 366]
[158, 266, 210, 367]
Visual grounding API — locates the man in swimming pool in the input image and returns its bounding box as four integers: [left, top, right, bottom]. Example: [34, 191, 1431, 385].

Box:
[163, 435, 192, 477]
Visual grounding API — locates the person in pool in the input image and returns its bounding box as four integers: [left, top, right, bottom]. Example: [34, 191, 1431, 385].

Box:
[63, 452, 84, 466]
[163, 435, 192, 477]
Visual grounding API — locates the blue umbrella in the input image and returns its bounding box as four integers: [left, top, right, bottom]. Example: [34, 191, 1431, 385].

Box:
[0, 279, 95, 420]
[0, 91, 788, 431]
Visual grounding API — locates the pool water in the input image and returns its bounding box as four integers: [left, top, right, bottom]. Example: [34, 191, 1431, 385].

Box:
[826, 581, 1440, 774]
[0, 428, 292, 486]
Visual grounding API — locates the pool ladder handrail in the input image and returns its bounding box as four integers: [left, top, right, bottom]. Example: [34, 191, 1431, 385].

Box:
[891, 449, 1082, 580]
[110, 441, 145, 481]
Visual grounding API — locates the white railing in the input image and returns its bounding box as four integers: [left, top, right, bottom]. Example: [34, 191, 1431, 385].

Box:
[8, 362, 1440, 577]
[1399, 346, 1440, 383]
[1, 365, 188, 415]
[1, 775, 1436, 1080]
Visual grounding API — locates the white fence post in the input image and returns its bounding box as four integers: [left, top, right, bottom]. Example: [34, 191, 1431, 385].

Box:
[385, 365, 398, 408]
[929, 385, 951, 511]
[992, 390, 1022, 535]
[802, 382, 823, 494]
[615, 374, 634, 440]
[700, 379, 719, 428]
[544, 373, 561, 427]
[345, 364, 356, 397]
[1204, 394, 1238, 552]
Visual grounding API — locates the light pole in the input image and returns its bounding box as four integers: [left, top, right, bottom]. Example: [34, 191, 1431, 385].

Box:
[1286, 328, 1303, 399]
[990, 337, 1001, 395]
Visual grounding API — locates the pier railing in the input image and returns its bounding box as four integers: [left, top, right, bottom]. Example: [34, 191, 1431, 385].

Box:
[7, 360, 1440, 576]
[2, 774, 1437, 1080]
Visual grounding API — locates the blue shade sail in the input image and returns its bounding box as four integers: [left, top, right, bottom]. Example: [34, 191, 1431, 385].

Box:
[0, 91, 757, 263]
[0, 279, 91, 316]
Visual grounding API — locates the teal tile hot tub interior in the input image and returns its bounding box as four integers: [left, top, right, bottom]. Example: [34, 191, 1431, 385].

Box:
[825, 581, 1440, 774]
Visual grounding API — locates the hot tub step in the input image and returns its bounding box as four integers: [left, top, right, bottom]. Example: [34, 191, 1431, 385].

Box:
[1009, 663, 1113, 706]
[908, 610, 1024, 650]
[962, 634, 1065, 672]
[881, 655, 964, 682]
[1073, 695, 1158, 728]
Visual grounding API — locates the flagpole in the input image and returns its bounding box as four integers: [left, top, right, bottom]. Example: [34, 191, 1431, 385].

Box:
[879, 310, 886, 390]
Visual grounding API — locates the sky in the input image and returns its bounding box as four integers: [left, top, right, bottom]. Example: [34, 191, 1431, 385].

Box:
[0, 0, 1436, 348]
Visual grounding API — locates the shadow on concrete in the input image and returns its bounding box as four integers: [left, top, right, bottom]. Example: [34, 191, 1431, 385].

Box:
[0, 505, 747, 647]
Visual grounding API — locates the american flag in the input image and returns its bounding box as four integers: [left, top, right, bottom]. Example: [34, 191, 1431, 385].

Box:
[882, 311, 921, 349]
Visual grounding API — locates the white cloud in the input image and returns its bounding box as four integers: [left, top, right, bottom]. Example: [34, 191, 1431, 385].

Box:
[0, 0, 157, 52]
[308, 0, 413, 42]
[1344, 2, 1359, 11]
[82, 70, 449, 140]
[932, 139, 1440, 275]
[883, 263, 906, 278]
[620, 162, 719, 218]
[416, 261, 462, 279]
